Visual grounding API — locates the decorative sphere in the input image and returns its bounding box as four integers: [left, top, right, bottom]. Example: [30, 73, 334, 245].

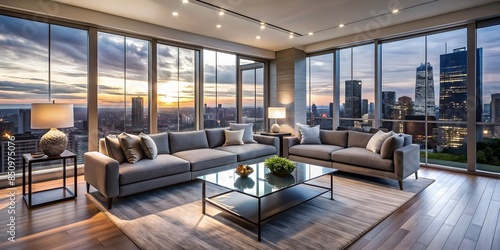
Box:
[271, 123, 280, 133]
[39, 128, 68, 157]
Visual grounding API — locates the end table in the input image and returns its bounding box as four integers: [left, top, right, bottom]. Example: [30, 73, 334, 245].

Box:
[22, 150, 77, 208]
[260, 132, 292, 157]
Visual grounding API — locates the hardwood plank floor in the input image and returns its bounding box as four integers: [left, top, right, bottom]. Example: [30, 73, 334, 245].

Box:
[0, 167, 499, 250]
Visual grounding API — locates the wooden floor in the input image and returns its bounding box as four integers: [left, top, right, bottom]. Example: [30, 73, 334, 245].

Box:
[0, 166, 499, 250]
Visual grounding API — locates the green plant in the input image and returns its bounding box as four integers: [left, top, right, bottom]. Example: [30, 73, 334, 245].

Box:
[264, 156, 296, 175]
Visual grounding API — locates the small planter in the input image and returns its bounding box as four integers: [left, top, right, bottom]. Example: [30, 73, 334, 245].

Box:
[264, 156, 296, 175]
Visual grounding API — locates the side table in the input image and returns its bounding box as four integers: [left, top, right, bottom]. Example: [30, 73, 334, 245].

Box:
[260, 132, 292, 157]
[22, 150, 77, 208]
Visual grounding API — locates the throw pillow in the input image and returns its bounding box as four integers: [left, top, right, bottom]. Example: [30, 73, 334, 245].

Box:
[296, 123, 321, 144]
[223, 129, 244, 146]
[148, 132, 170, 154]
[380, 133, 405, 159]
[366, 130, 392, 154]
[139, 133, 158, 159]
[118, 132, 145, 164]
[104, 134, 126, 163]
[229, 123, 256, 143]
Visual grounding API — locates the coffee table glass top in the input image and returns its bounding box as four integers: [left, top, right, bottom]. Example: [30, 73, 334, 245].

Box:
[198, 161, 335, 198]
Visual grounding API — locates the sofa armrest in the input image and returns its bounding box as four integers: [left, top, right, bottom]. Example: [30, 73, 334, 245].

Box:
[84, 151, 120, 198]
[253, 135, 279, 155]
[394, 144, 420, 180]
[283, 136, 300, 158]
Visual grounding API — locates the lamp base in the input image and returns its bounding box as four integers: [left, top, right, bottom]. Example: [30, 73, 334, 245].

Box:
[271, 123, 280, 133]
[39, 128, 68, 157]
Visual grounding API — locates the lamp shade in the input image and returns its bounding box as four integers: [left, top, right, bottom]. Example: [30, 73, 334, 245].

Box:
[31, 103, 74, 129]
[268, 107, 286, 119]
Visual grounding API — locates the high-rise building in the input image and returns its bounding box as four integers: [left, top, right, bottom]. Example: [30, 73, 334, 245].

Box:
[369, 102, 375, 115]
[361, 99, 368, 116]
[342, 80, 362, 127]
[381, 91, 396, 130]
[132, 97, 144, 129]
[18, 109, 31, 134]
[483, 103, 491, 122]
[491, 94, 500, 136]
[414, 63, 436, 116]
[329, 102, 333, 118]
[312, 103, 318, 117]
[439, 47, 483, 147]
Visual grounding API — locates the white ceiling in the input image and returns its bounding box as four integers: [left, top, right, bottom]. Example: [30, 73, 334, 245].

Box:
[53, 0, 497, 51]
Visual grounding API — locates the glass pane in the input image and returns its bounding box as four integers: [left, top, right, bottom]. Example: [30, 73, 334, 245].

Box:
[308, 53, 333, 129]
[255, 67, 264, 132]
[477, 23, 500, 173]
[178, 48, 196, 131]
[98, 32, 125, 138]
[157, 44, 179, 132]
[203, 50, 217, 128]
[427, 123, 467, 168]
[50, 25, 88, 164]
[353, 44, 374, 128]
[242, 69, 255, 124]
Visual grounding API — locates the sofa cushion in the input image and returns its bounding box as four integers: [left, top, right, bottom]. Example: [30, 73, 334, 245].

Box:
[169, 130, 209, 153]
[289, 144, 344, 160]
[173, 148, 237, 172]
[104, 135, 126, 163]
[348, 131, 373, 148]
[119, 154, 190, 185]
[297, 123, 321, 144]
[205, 127, 229, 148]
[320, 130, 348, 147]
[224, 129, 244, 146]
[118, 133, 145, 164]
[216, 143, 276, 161]
[139, 133, 158, 159]
[366, 130, 392, 154]
[380, 134, 405, 159]
[331, 147, 393, 171]
[148, 132, 170, 154]
[230, 123, 257, 143]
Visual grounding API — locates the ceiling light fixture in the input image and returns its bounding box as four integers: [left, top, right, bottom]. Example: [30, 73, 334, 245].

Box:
[172, 11, 179, 16]
[289, 32, 294, 39]
[216, 24, 221, 28]
[256, 36, 261, 39]
[339, 23, 345, 27]
[182, 0, 188, 3]
[260, 22, 265, 29]
[219, 10, 224, 16]
[308, 32, 314, 36]
[392, 9, 399, 13]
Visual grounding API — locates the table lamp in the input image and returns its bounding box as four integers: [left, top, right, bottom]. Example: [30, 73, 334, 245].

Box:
[31, 102, 74, 157]
[268, 107, 286, 133]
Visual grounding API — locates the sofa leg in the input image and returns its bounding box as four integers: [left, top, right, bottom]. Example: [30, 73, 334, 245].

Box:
[86, 182, 90, 193]
[415, 171, 418, 179]
[107, 198, 113, 210]
[398, 181, 403, 191]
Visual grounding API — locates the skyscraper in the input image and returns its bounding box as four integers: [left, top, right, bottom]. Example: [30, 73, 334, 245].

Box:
[361, 99, 368, 116]
[439, 47, 483, 147]
[132, 97, 144, 129]
[381, 91, 396, 130]
[414, 62, 435, 116]
[18, 109, 31, 134]
[491, 93, 500, 136]
[343, 80, 362, 127]
[312, 103, 318, 117]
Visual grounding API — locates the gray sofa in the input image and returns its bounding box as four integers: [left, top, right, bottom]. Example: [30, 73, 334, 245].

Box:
[84, 128, 278, 209]
[284, 130, 420, 190]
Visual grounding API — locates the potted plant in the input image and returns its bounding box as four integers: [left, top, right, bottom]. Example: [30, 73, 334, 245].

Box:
[264, 156, 296, 175]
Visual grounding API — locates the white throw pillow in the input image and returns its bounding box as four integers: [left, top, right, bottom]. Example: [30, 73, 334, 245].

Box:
[296, 123, 321, 144]
[366, 130, 392, 154]
[223, 129, 244, 146]
[229, 123, 256, 143]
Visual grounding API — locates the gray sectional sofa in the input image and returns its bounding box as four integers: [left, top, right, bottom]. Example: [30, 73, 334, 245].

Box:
[284, 130, 420, 190]
[84, 128, 278, 209]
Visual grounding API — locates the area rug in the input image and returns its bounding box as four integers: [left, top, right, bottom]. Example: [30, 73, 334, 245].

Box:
[86, 173, 434, 249]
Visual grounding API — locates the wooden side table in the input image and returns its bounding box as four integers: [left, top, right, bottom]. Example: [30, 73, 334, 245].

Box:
[22, 150, 77, 208]
[260, 132, 292, 157]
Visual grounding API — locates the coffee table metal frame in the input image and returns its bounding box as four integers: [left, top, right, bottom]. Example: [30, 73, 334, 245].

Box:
[199, 163, 335, 242]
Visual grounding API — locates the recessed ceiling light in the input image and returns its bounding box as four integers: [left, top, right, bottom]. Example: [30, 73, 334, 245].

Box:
[172, 11, 179, 16]
[216, 24, 222, 28]
[339, 23, 344, 27]
[308, 32, 314, 36]
[260, 23, 265, 29]
[219, 10, 224, 16]
[392, 9, 399, 13]
[256, 36, 261, 39]
[182, 0, 188, 3]
[289, 33, 294, 39]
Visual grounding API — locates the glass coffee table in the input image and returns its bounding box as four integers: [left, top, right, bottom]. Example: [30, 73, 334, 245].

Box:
[198, 161, 336, 241]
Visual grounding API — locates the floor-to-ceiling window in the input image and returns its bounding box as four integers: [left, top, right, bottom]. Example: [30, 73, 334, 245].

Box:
[477, 20, 500, 173]
[97, 32, 149, 138]
[0, 14, 88, 174]
[339, 44, 374, 128]
[157, 44, 198, 132]
[240, 59, 264, 132]
[306, 53, 334, 129]
[203, 50, 237, 128]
